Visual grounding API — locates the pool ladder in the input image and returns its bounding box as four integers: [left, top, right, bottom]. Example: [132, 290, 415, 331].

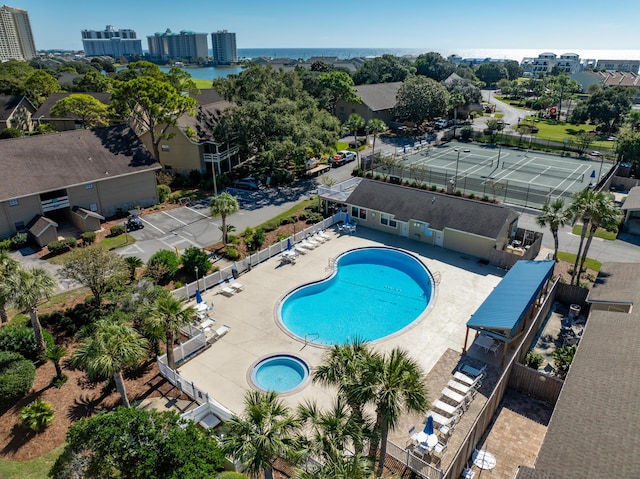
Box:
[432, 271, 442, 285]
[301, 333, 319, 350]
[326, 257, 336, 272]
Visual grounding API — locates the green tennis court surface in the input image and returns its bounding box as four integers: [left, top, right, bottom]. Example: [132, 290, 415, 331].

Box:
[375, 141, 610, 209]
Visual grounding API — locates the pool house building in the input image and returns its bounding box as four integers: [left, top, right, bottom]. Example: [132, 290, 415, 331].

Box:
[319, 178, 539, 266]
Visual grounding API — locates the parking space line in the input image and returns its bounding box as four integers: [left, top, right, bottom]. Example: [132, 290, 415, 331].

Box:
[187, 206, 210, 218]
[162, 210, 189, 226]
[141, 218, 165, 234]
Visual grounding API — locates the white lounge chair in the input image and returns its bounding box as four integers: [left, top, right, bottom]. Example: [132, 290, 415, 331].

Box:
[220, 285, 235, 297]
[312, 233, 326, 243]
[453, 371, 480, 387]
[213, 324, 230, 340]
[432, 399, 463, 417]
[441, 387, 470, 409]
[305, 237, 321, 248]
[230, 282, 244, 292]
[294, 244, 309, 255]
[459, 363, 486, 379]
[318, 230, 332, 241]
[301, 240, 317, 250]
[427, 410, 458, 429]
[447, 378, 480, 396]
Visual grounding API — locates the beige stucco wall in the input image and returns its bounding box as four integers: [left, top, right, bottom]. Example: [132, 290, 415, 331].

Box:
[335, 101, 395, 125]
[34, 227, 58, 248]
[140, 126, 202, 173]
[67, 183, 100, 209]
[96, 171, 159, 217]
[0, 195, 42, 237]
[407, 221, 436, 245]
[443, 229, 495, 260]
[70, 211, 101, 232]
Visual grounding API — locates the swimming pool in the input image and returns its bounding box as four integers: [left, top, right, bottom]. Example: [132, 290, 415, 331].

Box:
[279, 247, 433, 345]
[251, 355, 310, 393]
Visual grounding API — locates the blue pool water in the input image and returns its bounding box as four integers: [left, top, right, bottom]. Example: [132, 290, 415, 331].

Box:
[251, 355, 309, 393]
[279, 247, 433, 345]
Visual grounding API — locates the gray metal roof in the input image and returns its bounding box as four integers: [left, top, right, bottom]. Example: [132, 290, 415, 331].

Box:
[346, 179, 515, 239]
[621, 186, 640, 211]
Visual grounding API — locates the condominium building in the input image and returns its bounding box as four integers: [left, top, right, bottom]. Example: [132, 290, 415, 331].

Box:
[147, 29, 208, 62]
[595, 59, 640, 73]
[0, 5, 36, 62]
[211, 30, 237, 65]
[521, 52, 582, 76]
[81, 25, 143, 58]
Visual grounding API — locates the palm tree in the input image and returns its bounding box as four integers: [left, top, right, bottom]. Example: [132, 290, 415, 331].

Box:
[210, 192, 239, 245]
[41, 343, 68, 381]
[125, 256, 144, 282]
[295, 454, 372, 479]
[536, 198, 570, 261]
[363, 348, 428, 477]
[313, 339, 376, 454]
[150, 291, 195, 369]
[297, 397, 368, 462]
[366, 119, 387, 173]
[567, 189, 597, 285]
[344, 113, 365, 165]
[576, 192, 623, 282]
[448, 92, 465, 138]
[222, 390, 300, 479]
[72, 319, 149, 407]
[10, 267, 56, 353]
[0, 249, 19, 323]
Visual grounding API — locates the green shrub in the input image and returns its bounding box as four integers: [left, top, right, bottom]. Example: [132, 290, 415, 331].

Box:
[468, 193, 475, 200]
[482, 195, 490, 202]
[553, 344, 577, 379]
[0, 238, 11, 250]
[147, 249, 180, 281]
[224, 245, 241, 260]
[170, 173, 191, 188]
[262, 220, 281, 232]
[20, 398, 54, 432]
[524, 351, 544, 369]
[280, 216, 297, 225]
[430, 185, 437, 191]
[0, 323, 54, 360]
[80, 231, 96, 246]
[110, 224, 125, 236]
[0, 351, 36, 412]
[216, 472, 249, 479]
[10, 232, 28, 249]
[157, 184, 171, 203]
[181, 246, 212, 278]
[47, 238, 76, 255]
[454, 190, 462, 196]
[156, 170, 174, 186]
[168, 192, 183, 203]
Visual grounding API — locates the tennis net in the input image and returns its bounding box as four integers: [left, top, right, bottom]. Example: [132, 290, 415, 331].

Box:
[501, 161, 584, 182]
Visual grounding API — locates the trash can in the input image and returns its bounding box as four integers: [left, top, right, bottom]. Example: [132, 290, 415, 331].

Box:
[569, 304, 581, 321]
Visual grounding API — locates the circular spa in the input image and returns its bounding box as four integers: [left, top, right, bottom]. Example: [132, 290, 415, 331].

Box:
[279, 247, 434, 345]
[251, 355, 310, 393]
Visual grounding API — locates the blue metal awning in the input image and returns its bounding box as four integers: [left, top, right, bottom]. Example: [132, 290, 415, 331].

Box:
[466, 260, 555, 339]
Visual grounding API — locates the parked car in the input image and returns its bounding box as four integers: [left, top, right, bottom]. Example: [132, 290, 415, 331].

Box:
[231, 178, 260, 190]
[330, 150, 356, 167]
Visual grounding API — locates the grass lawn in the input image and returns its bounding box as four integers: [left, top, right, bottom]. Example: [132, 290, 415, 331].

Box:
[572, 224, 618, 241]
[257, 197, 317, 231]
[557, 251, 602, 272]
[0, 445, 64, 479]
[522, 117, 613, 151]
[192, 80, 213, 89]
[48, 234, 135, 265]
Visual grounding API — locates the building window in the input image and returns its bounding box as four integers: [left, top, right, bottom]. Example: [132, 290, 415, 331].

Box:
[161, 145, 170, 152]
[90, 203, 98, 212]
[86, 183, 94, 189]
[8, 199, 18, 206]
[380, 214, 397, 228]
[351, 206, 367, 221]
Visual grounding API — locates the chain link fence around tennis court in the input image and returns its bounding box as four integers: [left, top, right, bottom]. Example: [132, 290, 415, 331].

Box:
[370, 161, 576, 209]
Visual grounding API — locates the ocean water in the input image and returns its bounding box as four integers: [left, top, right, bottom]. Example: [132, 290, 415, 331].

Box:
[161, 47, 640, 81]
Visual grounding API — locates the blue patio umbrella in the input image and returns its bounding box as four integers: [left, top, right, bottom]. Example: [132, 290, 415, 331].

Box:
[403, 145, 407, 154]
[287, 238, 292, 250]
[344, 212, 351, 225]
[195, 289, 203, 304]
[423, 415, 434, 435]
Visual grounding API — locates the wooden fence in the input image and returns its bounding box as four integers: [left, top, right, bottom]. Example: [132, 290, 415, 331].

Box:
[385, 440, 444, 479]
[508, 363, 564, 404]
[554, 283, 589, 311]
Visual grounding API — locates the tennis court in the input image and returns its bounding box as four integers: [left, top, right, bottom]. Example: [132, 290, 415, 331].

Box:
[376, 141, 609, 208]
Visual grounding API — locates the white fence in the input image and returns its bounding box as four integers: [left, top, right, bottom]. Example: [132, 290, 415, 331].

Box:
[386, 440, 444, 479]
[172, 214, 342, 301]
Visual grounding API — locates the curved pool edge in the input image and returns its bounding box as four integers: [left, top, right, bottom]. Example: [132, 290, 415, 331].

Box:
[274, 246, 436, 347]
[246, 353, 311, 396]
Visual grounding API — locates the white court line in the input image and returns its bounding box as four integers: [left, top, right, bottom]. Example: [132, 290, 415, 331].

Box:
[162, 210, 189, 226]
[141, 218, 165, 234]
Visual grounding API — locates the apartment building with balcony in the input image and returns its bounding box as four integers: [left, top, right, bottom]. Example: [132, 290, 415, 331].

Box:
[81, 25, 143, 58]
[147, 29, 209, 62]
[0, 4, 36, 61]
[211, 30, 237, 65]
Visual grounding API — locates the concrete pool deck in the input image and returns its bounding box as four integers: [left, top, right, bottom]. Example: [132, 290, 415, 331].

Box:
[177, 226, 505, 427]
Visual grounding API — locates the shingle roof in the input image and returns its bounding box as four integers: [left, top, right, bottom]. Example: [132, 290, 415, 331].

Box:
[26, 215, 58, 237]
[586, 262, 640, 304]
[353, 82, 402, 112]
[0, 95, 22, 121]
[0, 125, 159, 201]
[621, 186, 640, 211]
[179, 89, 233, 142]
[346, 179, 514, 239]
[34, 92, 112, 119]
[519, 263, 640, 479]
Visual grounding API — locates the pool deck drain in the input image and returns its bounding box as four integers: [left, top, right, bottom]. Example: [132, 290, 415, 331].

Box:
[176, 227, 504, 418]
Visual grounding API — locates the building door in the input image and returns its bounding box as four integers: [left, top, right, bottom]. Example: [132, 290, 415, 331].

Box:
[434, 230, 444, 247]
[400, 222, 409, 237]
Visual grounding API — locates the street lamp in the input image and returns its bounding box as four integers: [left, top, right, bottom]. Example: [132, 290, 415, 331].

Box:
[454, 148, 460, 182]
[194, 266, 199, 290]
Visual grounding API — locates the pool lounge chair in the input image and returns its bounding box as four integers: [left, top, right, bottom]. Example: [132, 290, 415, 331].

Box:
[305, 237, 321, 247]
[318, 230, 332, 241]
[432, 399, 463, 418]
[453, 371, 482, 387]
[427, 410, 458, 430]
[294, 244, 309, 255]
[441, 387, 471, 409]
[447, 378, 480, 396]
[301, 240, 317, 250]
[459, 363, 486, 379]
[220, 285, 236, 297]
[212, 324, 230, 341]
[230, 282, 244, 292]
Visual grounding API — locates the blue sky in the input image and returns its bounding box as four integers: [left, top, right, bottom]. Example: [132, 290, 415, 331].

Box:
[18, 0, 640, 52]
